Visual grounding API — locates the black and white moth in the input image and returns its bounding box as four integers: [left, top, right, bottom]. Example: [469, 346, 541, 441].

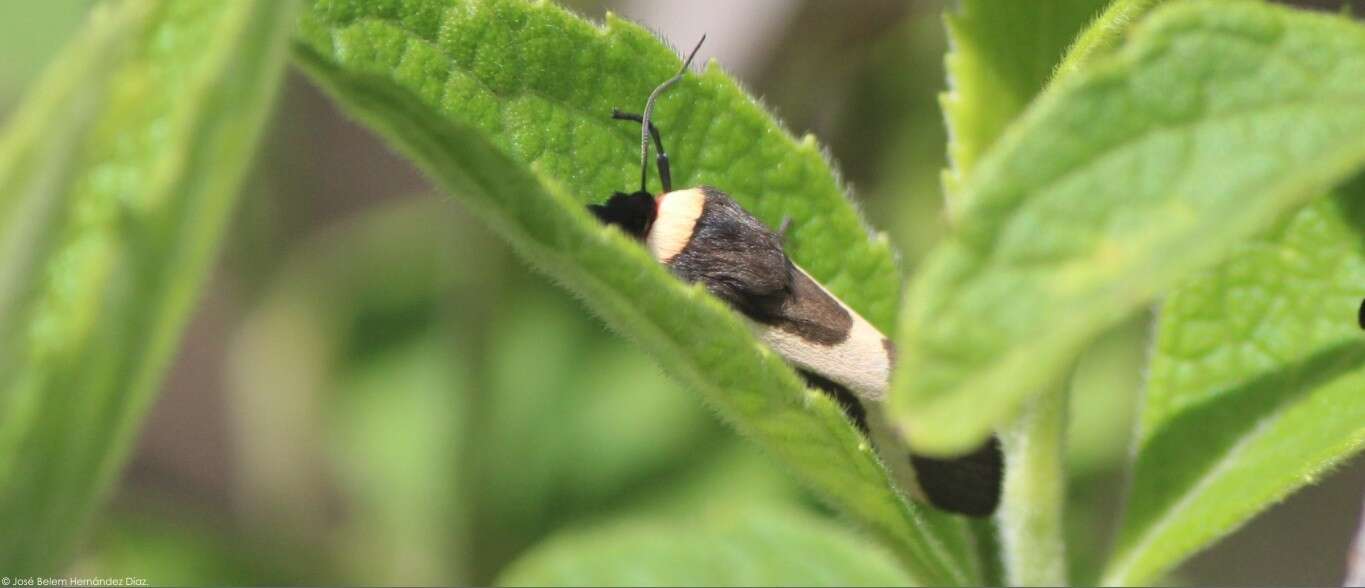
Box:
[587, 38, 1003, 517]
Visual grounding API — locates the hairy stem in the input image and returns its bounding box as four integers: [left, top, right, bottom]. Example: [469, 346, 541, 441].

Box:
[997, 384, 1070, 586]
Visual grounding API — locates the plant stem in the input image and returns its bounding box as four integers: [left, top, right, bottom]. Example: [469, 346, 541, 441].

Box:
[997, 384, 1070, 586]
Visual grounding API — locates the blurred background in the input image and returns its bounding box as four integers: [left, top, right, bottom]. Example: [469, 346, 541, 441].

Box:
[2, 0, 1363, 585]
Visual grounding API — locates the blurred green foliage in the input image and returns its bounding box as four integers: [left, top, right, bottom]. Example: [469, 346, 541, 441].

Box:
[0, 1, 1362, 586]
[0, 1, 90, 106]
[220, 197, 757, 583]
[498, 506, 913, 587]
[0, 0, 297, 573]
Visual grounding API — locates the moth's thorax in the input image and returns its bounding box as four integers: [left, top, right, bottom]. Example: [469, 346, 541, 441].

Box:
[647, 188, 705, 263]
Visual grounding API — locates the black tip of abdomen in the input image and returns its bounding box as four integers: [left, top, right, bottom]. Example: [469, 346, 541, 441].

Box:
[909, 436, 1004, 517]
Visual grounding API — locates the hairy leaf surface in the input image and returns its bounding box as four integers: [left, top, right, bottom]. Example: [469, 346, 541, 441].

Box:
[892, 1, 1365, 454]
[1104, 184, 1365, 585]
[294, 0, 976, 582]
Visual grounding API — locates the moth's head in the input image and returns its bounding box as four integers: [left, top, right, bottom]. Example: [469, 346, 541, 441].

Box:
[588, 36, 706, 239]
[588, 190, 656, 240]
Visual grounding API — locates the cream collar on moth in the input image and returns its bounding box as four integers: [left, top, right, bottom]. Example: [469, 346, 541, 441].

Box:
[646, 188, 706, 263]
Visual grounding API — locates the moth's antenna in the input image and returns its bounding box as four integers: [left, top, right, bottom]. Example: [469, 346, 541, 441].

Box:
[637, 34, 705, 193]
[612, 109, 672, 192]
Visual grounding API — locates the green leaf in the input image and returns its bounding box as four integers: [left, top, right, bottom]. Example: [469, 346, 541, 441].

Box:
[940, 0, 1110, 207]
[939, 3, 1160, 583]
[0, 0, 297, 573]
[940, 4, 1166, 583]
[87, 510, 323, 585]
[472, 287, 719, 574]
[892, 1, 1365, 455]
[1054, 0, 1169, 83]
[329, 337, 470, 585]
[497, 507, 915, 587]
[1103, 184, 1365, 585]
[227, 197, 491, 582]
[618, 444, 803, 521]
[293, 0, 974, 583]
[298, 0, 901, 329]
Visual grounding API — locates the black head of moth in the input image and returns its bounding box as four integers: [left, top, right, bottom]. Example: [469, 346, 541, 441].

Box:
[587, 37, 1002, 517]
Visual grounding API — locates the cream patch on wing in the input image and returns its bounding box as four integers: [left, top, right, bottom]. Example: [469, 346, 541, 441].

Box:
[755, 266, 892, 401]
[646, 188, 705, 263]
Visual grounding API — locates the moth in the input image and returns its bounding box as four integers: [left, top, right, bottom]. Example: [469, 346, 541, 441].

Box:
[588, 37, 1002, 517]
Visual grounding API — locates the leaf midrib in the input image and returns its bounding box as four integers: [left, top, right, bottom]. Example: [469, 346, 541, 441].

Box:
[943, 96, 1365, 367]
[962, 95, 1365, 262]
[911, 93, 1365, 452]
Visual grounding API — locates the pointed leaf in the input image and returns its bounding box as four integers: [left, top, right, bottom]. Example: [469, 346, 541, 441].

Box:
[1054, 0, 1169, 83]
[1104, 185, 1365, 585]
[938, 3, 1168, 583]
[293, 0, 976, 582]
[0, 0, 297, 572]
[892, 1, 1365, 454]
[940, 0, 1110, 207]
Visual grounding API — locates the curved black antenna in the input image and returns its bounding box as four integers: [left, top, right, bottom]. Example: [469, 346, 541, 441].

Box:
[636, 34, 705, 193]
[612, 109, 672, 192]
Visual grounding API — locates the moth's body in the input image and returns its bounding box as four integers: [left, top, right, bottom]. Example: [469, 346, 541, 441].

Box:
[593, 38, 999, 516]
[649, 188, 892, 400]
[591, 186, 1003, 516]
